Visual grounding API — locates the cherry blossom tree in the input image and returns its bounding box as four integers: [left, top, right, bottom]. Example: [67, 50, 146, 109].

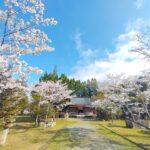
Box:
[0, 0, 57, 146]
[0, 0, 57, 79]
[130, 27, 150, 59]
[136, 71, 150, 118]
[92, 74, 128, 122]
[31, 80, 72, 127]
[93, 73, 150, 128]
[0, 76, 28, 146]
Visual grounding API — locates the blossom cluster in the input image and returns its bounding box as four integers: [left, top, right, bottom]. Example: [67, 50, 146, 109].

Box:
[92, 72, 150, 116]
[0, 0, 57, 92]
[32, 80, 72, 105]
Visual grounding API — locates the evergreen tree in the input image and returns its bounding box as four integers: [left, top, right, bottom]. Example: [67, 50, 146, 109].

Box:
[40, 66, 58, 82]
[40, 69, 98, 97]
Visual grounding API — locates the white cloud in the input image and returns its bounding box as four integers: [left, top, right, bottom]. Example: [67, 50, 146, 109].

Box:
[134, 0, 145, 9]
[70, 18, 150, 81]
[74, 31, 100, 63]
[125, 18, 150, 32]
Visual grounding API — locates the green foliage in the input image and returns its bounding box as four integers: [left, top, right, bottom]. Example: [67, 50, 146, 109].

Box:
[91, 91, 105, 101]
[96, 107, 112, 120]
[30, 91, 57, 122]
[96, 107, 122, 120]
[39, 66, 58, 82]
[0, 88, 28, 127]
[39, 66, 98, 97]
[30, 91, 42, 116]
[19, 95, 29, 115]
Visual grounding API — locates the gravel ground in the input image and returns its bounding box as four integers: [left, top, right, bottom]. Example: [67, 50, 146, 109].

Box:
[63, 122, 124, 150]
[47, 119, 133, 150]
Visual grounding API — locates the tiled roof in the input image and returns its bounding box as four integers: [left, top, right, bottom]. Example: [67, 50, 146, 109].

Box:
[70, 97, 91, 105]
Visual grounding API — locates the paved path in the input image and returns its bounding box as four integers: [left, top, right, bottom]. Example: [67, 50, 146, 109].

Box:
[46, 119, 140, 150]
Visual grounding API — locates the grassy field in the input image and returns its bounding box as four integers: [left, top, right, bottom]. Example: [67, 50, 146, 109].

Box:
[47, 119, 150, 150]
[92, 120, 150, 150]
[0, 118, 78, 150]
[0, 118, 150, 150]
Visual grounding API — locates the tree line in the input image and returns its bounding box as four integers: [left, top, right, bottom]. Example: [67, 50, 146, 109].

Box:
[39, 66, 99, 98]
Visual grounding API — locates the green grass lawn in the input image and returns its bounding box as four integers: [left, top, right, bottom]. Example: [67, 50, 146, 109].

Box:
[0, 118, 78, 150]
[92, 120, 150, 150]
[0, 118, 150, 150]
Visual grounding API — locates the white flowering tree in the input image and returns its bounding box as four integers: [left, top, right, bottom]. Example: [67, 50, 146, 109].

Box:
[0, 45, 30, 146]
[0, 75, 28, 146]
[98, 74, 128, 105]
[92, 74, 128, 122]
[31, 80, 72, 127]
[121, 74, 150, 129]
[130, 27, 150, 59]
[135, 71, 150, 118]
[0, 0, 57, 146]
[0, 0, 57, 78]
[93, 73, 150, 128]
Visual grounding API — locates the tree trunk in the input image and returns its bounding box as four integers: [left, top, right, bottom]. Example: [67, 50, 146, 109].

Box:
[111, 116, 114, 124]
[44, 104, 50, 128]
[44, 114, 48, 128]
[143, 103, 150, 118]
[0, 128, 9, 146]
[35, 115, 39, 127]
[21, 110, 24, 115]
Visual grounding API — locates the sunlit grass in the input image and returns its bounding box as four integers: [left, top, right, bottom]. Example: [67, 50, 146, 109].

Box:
[47, 119, 142, 150]
[0, 118, 150, 150]
[0, 118, 77, 150]
[92, 120, 150, 150]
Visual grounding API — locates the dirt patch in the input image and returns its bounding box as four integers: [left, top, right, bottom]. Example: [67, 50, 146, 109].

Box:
[64, 123, 124, 150]
[46, 119, 127, 150]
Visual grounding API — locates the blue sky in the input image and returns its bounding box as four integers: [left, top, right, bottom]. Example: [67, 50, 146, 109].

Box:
[1, 0, 150, 84]
[25, 0, 150, 83]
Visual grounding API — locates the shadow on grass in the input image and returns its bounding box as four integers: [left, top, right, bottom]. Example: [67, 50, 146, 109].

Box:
[140, 130, 150, 135]
[124, 134, 150, 139]
[10, 123, 35, 133]
[100, 124, 148, 150]
[46, 130, 59, 134]
[16, 115, 35, 122]
[107, 123, 126, 128]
